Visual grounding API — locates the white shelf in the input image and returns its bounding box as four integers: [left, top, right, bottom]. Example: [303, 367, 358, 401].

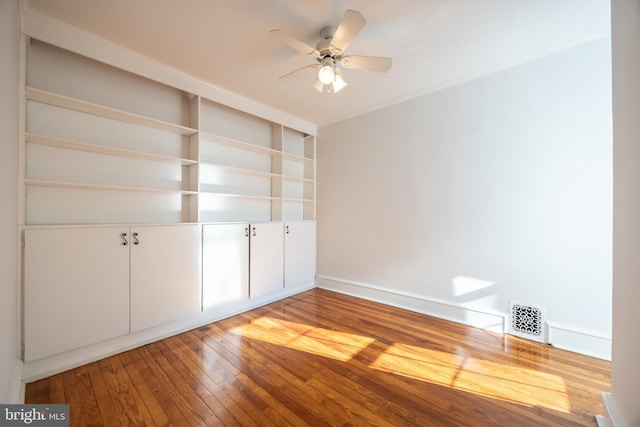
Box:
[283, 152, 314, 163]
[26, 133, 197, 166]
[282, 175, 313, 183]
[199, 190, 279, 201]
[26, 87, 197, 136]
[199, 162, 280, 179]
[25, 179, 197, 195]
[283, 197, 315, 203]
[200, 131, 280, 156]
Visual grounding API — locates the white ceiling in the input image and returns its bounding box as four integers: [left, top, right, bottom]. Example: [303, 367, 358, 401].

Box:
[24, 0, 610, 127]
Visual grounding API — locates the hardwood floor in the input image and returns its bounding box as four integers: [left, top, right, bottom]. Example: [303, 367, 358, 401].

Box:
[25, 289, 610, 426]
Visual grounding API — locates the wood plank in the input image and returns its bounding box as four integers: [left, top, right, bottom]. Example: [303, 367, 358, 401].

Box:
[121, 359, 171, 427]
[60, 370, 87, 427]
[23, 377, 36, 404]
[127, 355, 190, 426]
[95, 357, 157, 427]
[138, 344, 223, 426]
[153, 337, 246, 426]
[85, 363, 122, 427]
[30, 379, 50, 404]
[25, 289, 609, 426]
[74, 373, 104, 427]
[48, 374, 65, 404]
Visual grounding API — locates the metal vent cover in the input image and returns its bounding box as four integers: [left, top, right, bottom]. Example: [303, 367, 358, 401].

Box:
[508, 301, 547, 343]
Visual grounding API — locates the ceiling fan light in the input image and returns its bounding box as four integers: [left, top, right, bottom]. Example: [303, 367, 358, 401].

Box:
[312, 77, 324, 92]
[318, 64, 335, 85]
[332, 73, 347, 93]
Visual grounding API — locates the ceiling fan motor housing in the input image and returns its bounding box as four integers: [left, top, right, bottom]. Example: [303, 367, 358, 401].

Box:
[316, 26, 342, 58]
[319, 26, 336, 40]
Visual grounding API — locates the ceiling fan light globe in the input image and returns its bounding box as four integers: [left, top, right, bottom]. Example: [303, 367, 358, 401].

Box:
[318, 65, 335, 84]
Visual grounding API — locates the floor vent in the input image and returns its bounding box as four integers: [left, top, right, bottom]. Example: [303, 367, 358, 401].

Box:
[508, 301, 547, 343]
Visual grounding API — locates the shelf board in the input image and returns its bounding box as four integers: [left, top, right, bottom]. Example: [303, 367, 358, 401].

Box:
[200, 131, 280, 156]
[283, 197, 315, 203]
[198, 190, 279, 201]
[283, 152, 314, 163]
[26, 134, 197, 166]
[199, 162, 280, 179]
[26, 87, 197, 136]
[25, 179, 197, 195]
[282, 175, 314, 184]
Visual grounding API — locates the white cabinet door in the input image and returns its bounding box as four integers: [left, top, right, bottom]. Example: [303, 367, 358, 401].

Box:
[284, 221, 316, 288]
[23, 227, 130, 362]
[249, 222, 284, 298]
[130, 224, 202, 332]
[202, 223, 249, 310]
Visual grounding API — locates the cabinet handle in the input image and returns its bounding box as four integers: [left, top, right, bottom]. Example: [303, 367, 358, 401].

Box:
[286, 225, 290, 234]
[121, 233, 128, 246]
[252, 226, 256, 237]
[133, 232, 140, 245]
[245, 227, 249, 237]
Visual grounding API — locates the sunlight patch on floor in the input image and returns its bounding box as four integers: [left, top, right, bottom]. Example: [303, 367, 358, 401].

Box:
[230, 316, 375, 362]
[370, 342, 570, 413]
[231, 316, 570, 413]
[454, 356, 569, 411]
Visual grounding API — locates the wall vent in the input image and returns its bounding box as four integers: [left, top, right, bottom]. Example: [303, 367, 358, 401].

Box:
[508, 301, 547, 343]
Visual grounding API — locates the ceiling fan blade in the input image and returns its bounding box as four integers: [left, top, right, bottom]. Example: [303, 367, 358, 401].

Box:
[340, 55, 392, 73]
[279, 64, 319, 82]
[329, 10, 366, 55]
[270, 29, 321, 58]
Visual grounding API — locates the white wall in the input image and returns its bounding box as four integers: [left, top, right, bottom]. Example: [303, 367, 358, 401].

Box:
[317, 38, 612, 358]
[0, 0, 23, 403]
[607, 0, 640, 425]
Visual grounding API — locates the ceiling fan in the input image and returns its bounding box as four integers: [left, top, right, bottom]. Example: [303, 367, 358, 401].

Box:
[270, 9, 392, 93]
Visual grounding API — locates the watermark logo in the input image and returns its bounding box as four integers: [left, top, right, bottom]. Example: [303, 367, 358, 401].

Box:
[0, 405, 69, 426]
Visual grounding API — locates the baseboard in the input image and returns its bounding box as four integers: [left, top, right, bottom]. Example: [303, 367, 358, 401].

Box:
[22, 282, 314, 382]
[547, 321, 612, 360]
[316, 275, 505, 333]
[317, 275, 612, 359]
[598, 392, 626, 427]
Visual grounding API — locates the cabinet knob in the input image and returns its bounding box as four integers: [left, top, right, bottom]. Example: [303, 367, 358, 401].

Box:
[121, 233, 128, 246]
[245, 227, 249, 237]
[252, 226, 256, 237]
[133, 232, 140, 245]
[286, 225, 290, 234]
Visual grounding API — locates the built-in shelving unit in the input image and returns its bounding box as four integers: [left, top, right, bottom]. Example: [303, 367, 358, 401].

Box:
[23, 38, 315, 226]
[20, 34, 317, 372]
